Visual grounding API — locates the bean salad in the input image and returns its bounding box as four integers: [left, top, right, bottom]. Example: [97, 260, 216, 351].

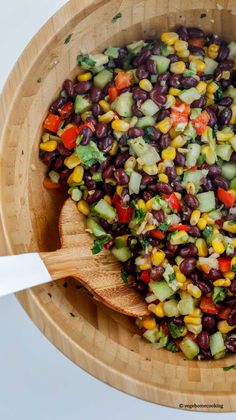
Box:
[39, 26, 236, 360]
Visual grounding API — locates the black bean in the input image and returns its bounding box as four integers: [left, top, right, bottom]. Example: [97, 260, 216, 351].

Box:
[219, 60, 234, 71]
[225, 297, 236, 307]
[134, 280, 148, 295]
[95, 122, 108, 138]
[100, 156, 112, 171]
[174, 151, 186, 167]
[225, 337, 236, 353]
[114, 168, 129, 185]
[53, 156, 64, 171]
[181, 76, 197, 88]
[86, 115, 97, 126]
[71, 114, 81, 126]
[123, 258, 135, 274]
[133, 48, 151, 66]
[205, 269, 222, 281]
[41, 151, 57, 167]
[57, 144, 71, 156]
[146, 59, 157, 74]
[149, 88, 167, 105]
[114, 223, 127, 236]
[218, 108, 232, 125]
[179, 244, 198, 258]
[214, 175, 229, 190]
[86, 190, 103, 203]
[230, 279, 236, 295]
[169, 74, 182, 88]
[202, 178, 214, 192]
[102, 164, 115, 178]
[188, 27, 204, 38]
[156, 109, 170, 122]
[227, 307, 236, 326]
[155, 182, 173, 194]
[168, 54, 179, 63]
[202, 314, 216, 330]
[136, 65, 149, 80]
[205, 107, 217, 127]
[165, 166, 176, 181]
[217, 96, 233, 107]
[188, 45, 205, 56]
[189, 226, 201, 237]
[80, 126, 93, 145]
[231, 152, 236, 163]
[181, 205, 192, 222]
[184, 194, 199, 210]
[145, 126, 161, 141]
[150, 266, 164, 281]
[84, 172, 96, 190]
[147, 236, 160, 247]
[159, 133, 171, 149]
[157, 71, 171, 83]
[170, 317, 184, 326]
[208, 164, 221, 177]
[191, 96, 207, 108]
[143, 190, 153, 201]
[114, 152, 129, 168]
[59, 168, 70, 182]
[63, 79, 74, 97]
[153, 209, 165, 223]
[166, 240, 179, 254]
[197, 331, 210, 350]
[172, 180, 184, 193]
[177, 26, 189, 41]
[49, 96, 67, 114]
[92, 103, 103, 117]
[198, 349, 213, 360]
[74, 81, 92, 94]
[127, 236, 141, 253]
[200, 74, 213, 81]
[141, 174, 152, 186]
[217, 45, 230, 62]
[128, 127, 144, 138]
[90, 86, 102, 103]
[103, 183, 114, 195]
[152, 41, 165, 55]
[99, 136, 114, 153]
[132, 104, 143, 117]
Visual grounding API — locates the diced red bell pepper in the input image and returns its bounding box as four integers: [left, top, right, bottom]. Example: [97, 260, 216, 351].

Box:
[217, 187, 236, 207]
[115, 71, 132, 90]
[191, 111, 210, 135]
[218, 257, 231, 273]
[115, 202, 133, 223]
[140, 270, 151, 284]
[168, 193, 182, 211]
[218, 307, 232, 319]
[108, 86, 119, 102]
[43, 113, 62, 133]
[190, 165, 198, 172]
[150, 229, 165, 239]
[58, 102, 74, 119]
[43, 177, 63, 190]
[170, 103, 190, 127]
[168, 224, 190, 232]
[200, 264, 211, 274]
[188, 37, 204, 48]
[215, 219, 224, 228]
[200, 296, 219, 315]
[112, 192, 121, 206]
[61, 126, 80, 150]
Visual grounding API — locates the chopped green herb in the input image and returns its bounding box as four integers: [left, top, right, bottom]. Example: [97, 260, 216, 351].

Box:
[91, 235, 111, 255]
[112, 12, 122, 23]
[159, 221, 169, 232]
[77, 54, 96, 69]
[139, 236, 149, 250]
[166, 340, 178, 352]
[168, 273, 176, 283]
[215, 87, 224, 101]
[121, 267, 129, 283]
[160, 43, 168, 55]
[202, 225, 213, 244]
[76, 133, 83, 145]
[213, 286, 227, 304]
[134, 208, 145, 225]
[64, 33, 73, 44]
[58, 120, 65, 130]
[143, 127, 154, 142]
[168, 323, 185, 339]
[232, 264, 236, 272]
[76, 141, 105, 168]
[197, 154, 206, 166]
[223, 364, 236, 371]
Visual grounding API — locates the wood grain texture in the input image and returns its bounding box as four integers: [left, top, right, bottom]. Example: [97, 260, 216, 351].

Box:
[1, 0, 236, 411]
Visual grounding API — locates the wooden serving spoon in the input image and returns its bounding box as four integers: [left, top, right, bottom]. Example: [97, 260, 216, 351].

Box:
[0, 198, 149, 317]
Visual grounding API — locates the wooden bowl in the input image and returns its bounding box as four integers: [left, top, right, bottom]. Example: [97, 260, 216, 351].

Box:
[1, 0, 236, 411]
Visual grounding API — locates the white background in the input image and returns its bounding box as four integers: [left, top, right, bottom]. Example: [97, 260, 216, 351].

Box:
[0, 1, 235, 419]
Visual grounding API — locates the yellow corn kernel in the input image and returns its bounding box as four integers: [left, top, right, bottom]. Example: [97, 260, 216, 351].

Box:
[137, 199, 146, 212]
[109, 140, 118, 156]
[170, 61, 186, 74]
[139, 78, 153, 92]
[213, 278, 231, 287]
[229, 189, 236, 198]
[175, 270, 186, 283]
[111, 119, 129, 132]
[206, 97, 215, 106]
[187, 284, 202, 299]
[212, 239, 225, 255]
[67, 165, 84, 184]
[156, 117, 172, 134]
[232, 238, 236, 247]
[224, 271, 235, 280]
[223, 221, 236, 234]
[190, 209, 201, 226]
[202, 213, 214, 225]
[77, 200, 89, 216]
[116, 186, 123, 196]
[184, 316, 201, 325]
[208, 43, 219, 59]
[81, 111, 92, 122]
[145, 224, 156, 232]
[143, 316, 157, 330]
[179, 280, 191, 290]
[216, 130, 234, 141]
[177, 49, 190, 58]
[191, 308, 202, 317]
[143, 163, 158, 175]
[83, 189, 88, 200]
[77, 71, 92, 82]
[124, 156, 136, 170]
[169, 87, 181, 96]
[231, 257, 236, 270]
[139, 263, 151, 271]
[161, 31, 179, 45]
[201, 145, 216, 165]
[213, 227, 220, 235]
[154, 302, 165, 318]
[170, 134, 186, 148]
[222, 70, 231, 80]
[217, 320, 235, 334]
[180, 327, 188, 336]
[196, 238, 208, 257]
[157, 162, 166, 173]
[39, 140, 57, 152]
[192, 59, 206, 73]
[174, 39, 188, 51]
[176, 167, 184, 176]
[98, 110, 115, 123]
[161, 146, 176, 161]
[206, 81, 219, 94]
[186, 182, 196, 195]
[99, 99, 110, 112]
[145, 198, 154, 211]
[165, 94, 176, 109]
[169, 127, 178, 139]
[196, 81, 207, 95]
[197, 218, 207, 230]
[158, 173, 169, 183]
[104, 195, 112, 205]
[151, 250, 166, 266]
[64, 153, 81, 169]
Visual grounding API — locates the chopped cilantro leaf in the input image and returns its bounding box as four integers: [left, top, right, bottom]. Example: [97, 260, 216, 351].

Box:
[143, 127, 154, 142]
[112, 12, 122, 23]
[134, 208, 145, 225]
[64, 33, 73, 44]
[91, 235, 111, 255]
[76, 141, 105, 169]
[160, 43, 168, 55]
[197, 154, 206, 166]
[121, 267, 129, 283]
[159, 221, 169, 232]
[166, 340, 178, 352]
[223, 364, 236, 372]
[168, 323, 185, 339]
[215, 87, 224, 101]
[76, 133, 83, 145]
[213, 286, 227, 304]
[168, 273, 176, 283]
[232, 264, 236, 272]
[139, 236, 149, 250]
[77, 54, 96, 69]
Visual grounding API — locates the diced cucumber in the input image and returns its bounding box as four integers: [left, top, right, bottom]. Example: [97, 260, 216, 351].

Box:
[163, 299, 180, 317]
[87, 217, 107, 238]
[136, 116, 156, 128]
[149, 280, 174, 302]
[143, 328, 159, 343]
[111, 246, 132, 262]
[208, 208, 222, 221]
[179, 337, 200, 360]
[163, 264, 179, 291]
[230, 135, 236, 151]
[214, 350, 226, 360]
[183, 169, 207, 191]
[94, 69, 113, 89]
[74, 95, 92, 114]
[89, 53, 109, 67]
[94, 199, 116, 221]
[114, 92, 134, 117]
[221, 163, 236, 180]
[115, 235, 128, 249]
[184, 122, 197, 140]
[78, 53, 108, 70]
[71, 188, 82, 202]
[151, 55, 170, 74]
[185, 143, 201, 167]
[140, 146, 161, 165]
[190, 108, 202, 120]
[179, 88, 201, 104]
[129, 136, 148, 157]
[216, 144, 233, 161]
[140, 99, 159, 116]
[204, 57, 218, 74]
[210, 332, 225, 356]
[129, 170, 142, 194]
[186, 324, 202, 334]
[104, 47, 119, 59]
[127, 40, 146, 54]
[92, 172, 103, 182]
[196, 191, 216, 212]
[178, 295, 195, 315]
[230, 177, 236, 189]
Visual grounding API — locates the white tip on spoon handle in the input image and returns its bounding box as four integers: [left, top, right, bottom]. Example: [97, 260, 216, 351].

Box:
[0, 253, 52, 296]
